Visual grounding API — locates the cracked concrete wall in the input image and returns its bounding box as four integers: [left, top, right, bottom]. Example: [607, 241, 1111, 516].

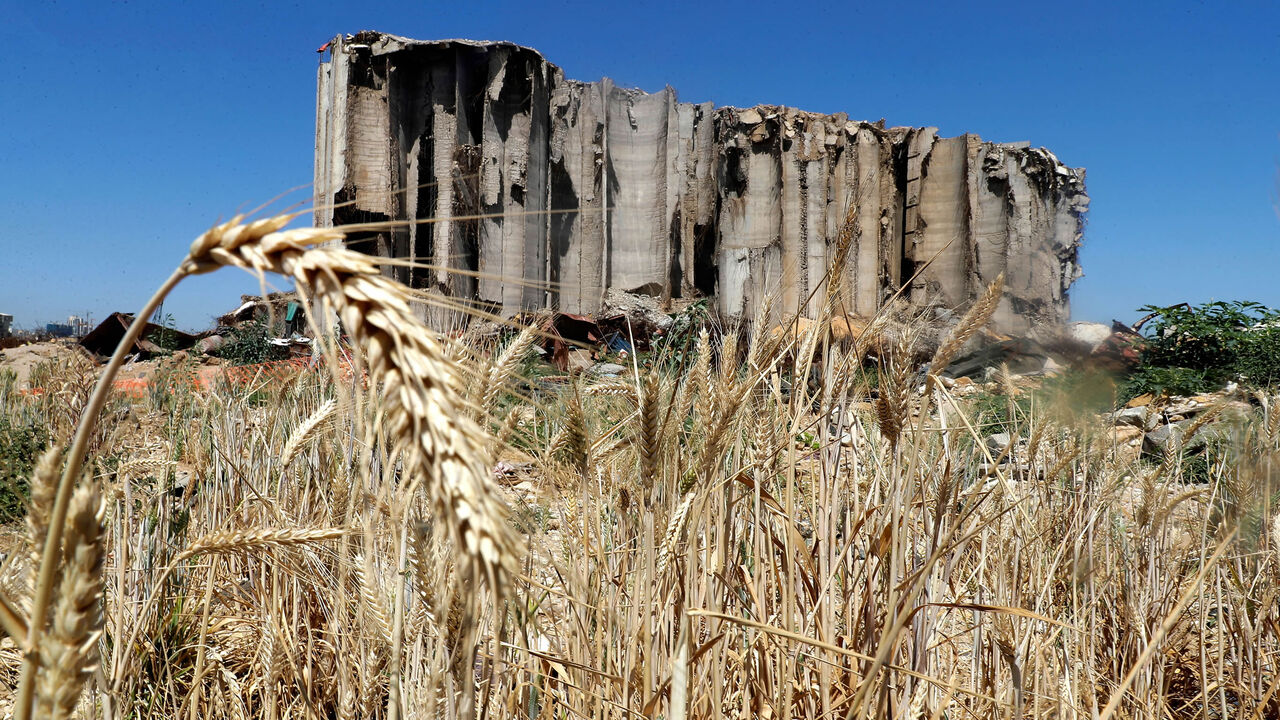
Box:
[315, 32, 1088, 334]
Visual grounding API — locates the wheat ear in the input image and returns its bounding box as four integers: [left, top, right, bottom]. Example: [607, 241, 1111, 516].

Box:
[550, 386, 590, 476]
[181, 215, 519, 595]
[480, 325, 538, 414]
[656, 492, 698, 579]
[929, 273, 1005, 380]
[34, 482, 103, 720]
[584, 381, 639, 401]
[877, 328, 915, 449]
[281, 398, 337, 467]
[177, 527, 347, 561]
[26, 445, 60, 577]
[825, 201, 858, 308]
[638, 375, 664, 487]
[746, 295, 776, 372]
[686, 329, 712, 421]
[17, 211, 513, 719]
[354, 554, 393, 642]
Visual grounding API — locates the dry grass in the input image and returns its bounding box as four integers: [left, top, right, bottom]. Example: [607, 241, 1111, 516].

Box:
[0, 212, 1277, 719]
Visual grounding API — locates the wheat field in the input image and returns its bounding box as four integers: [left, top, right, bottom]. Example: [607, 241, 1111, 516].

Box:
[0, 214, 1277, 719]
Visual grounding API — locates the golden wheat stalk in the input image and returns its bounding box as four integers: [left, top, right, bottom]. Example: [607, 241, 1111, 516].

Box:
[685, 328, 712, 422]
[27, 445, 60, 578]
[494, 405, 525, 448]
[638, 375, 664, 486]
[34, 483, 103, 720]
[584, 381, 639, 401]
[876, 328, 915, 449]
[549, 387, 590, 476]
[280, 398, 337, 467]
[929, 273, 1005, 381]
[655, 492, 698, 579]
[177, 527, 347, 561]
[748, 295, 776, 361]
[825, 201, 858, 308]
[181, 215, 518, 595]
[354, 554, 393, 642]
[479, 326, 538, 413]
[13, 212, 498, 717]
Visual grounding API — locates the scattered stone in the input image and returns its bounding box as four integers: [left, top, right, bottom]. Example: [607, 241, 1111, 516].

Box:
[1162, 399, 1208, 418]
[566, 349, 593, 373]
[1126, 393, 1154, 408]
[196, 335, 225, 354]
[1111, 425, 1144, 444]
[590, 362, 627, 377]
[1113, 406, 1151, 429]
[986, 432, 1012, 454]
[1143, 420, 1193, 453]
[1067, 321, 1114, 352]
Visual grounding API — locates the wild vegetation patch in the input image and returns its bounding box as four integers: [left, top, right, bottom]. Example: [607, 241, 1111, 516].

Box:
[1, 216, 1277, 720]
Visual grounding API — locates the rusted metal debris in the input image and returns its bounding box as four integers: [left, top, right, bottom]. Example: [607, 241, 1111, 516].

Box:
[79, 312, 196, 358]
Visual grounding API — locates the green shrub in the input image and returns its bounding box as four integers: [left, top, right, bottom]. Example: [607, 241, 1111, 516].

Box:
[217, 319, 289, 366]
[150, 312, 184, 353]
[651, 299, 708, 370]
[0, 416, 49, 523]
[1127, 301, 1280, 396]
[1124, 366, 1216, 400]
[970, 389, 1030, 435]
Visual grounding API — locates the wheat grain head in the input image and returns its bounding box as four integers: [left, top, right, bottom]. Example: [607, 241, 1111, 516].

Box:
[181, 215, 518, 596]
[34, 482, 103, 720]
[929, 273, 1005, 380]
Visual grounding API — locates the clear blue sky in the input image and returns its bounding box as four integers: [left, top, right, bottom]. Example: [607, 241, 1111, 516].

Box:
[3, 0, 1277, 331]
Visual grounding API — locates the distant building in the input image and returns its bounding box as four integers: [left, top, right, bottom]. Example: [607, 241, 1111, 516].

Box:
[0, 313, 11, 338]
[44, 316, 91, 338]
[67, 316, 91, 337]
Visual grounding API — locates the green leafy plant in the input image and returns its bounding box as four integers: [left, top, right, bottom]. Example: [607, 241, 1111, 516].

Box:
[0, 416, 48, 523]
[651, 299, 709, 370]
[150, 312, 183, 353]
[1126, 300, 1280, 397]
[970, 388, 1032, 435]
[217, 319, 289, 366]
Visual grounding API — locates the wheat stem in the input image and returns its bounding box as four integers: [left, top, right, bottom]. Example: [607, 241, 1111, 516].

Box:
[14, 265, 187, 720]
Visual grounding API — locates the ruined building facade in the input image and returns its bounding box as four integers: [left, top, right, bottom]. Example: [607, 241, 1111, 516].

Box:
[314, 33, 1088, 333]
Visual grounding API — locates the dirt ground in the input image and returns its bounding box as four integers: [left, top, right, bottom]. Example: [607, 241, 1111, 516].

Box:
[0, 341, 89, 389]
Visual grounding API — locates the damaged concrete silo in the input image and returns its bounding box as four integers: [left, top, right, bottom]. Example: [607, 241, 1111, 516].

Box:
[314, 32, 1088, 334]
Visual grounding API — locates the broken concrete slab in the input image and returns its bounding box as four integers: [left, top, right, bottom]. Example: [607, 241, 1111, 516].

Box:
[1112, 406, 1152, 429]
[1067, 321, 1113, 352]
[600, 288, 673, 332]
[590, 362, 627, 377]
[315, 32, 1088, 334]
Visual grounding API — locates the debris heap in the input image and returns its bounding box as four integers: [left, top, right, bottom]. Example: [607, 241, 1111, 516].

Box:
[314, 32, 1088, 334]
